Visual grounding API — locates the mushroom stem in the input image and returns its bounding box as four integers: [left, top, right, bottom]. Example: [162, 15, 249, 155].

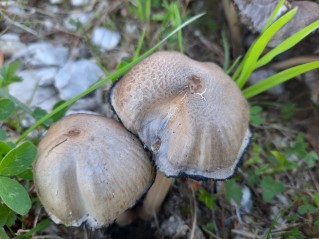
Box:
[139, 171, 174, 219]
[116, 171, 173, 226]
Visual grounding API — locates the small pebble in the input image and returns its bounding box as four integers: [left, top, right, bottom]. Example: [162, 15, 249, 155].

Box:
[92, 27, 121, 51]
[0, 33, 26, 56]
[71, 0, 91, 7]
[64, 12, 93, 31]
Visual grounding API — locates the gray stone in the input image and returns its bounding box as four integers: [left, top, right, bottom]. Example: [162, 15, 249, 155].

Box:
[12, 42, 69, 67]
[50, 0, 63, 4]
[64, 12, 93, 31]
[249, 69, 284, 96]
[71, 0, 90, 7]
[54, 60, 104, 100]
[92, 27, 120, 51]
[0, 33, 26, 56]
[9, 70, 59, 112]
[36, 67, 59, 86]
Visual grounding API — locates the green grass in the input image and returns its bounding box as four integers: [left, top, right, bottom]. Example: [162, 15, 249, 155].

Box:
[230, 0, 319, 97]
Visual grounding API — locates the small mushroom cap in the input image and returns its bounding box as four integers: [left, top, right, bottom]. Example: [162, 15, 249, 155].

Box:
[33, 114, 154, 228]
[110, 51, 251, 180]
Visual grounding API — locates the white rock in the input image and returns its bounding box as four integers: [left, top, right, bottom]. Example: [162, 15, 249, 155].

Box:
[36, 67, 59, 86]
[230, 186, 252, 212]
[7, 5, 23, 15]
[0, 33, 26, 56]
[44, 5, 60, 14]
[64, 12, 93, 31]
[240, 186, 252, 213]
[12, 42, 69, 67]
[54, 60, 104, 100]
[71, 0, 90, 7]
[92, 27, 120, 51]
[43, 19, 54, 31]
[9, 70, 59, 112]
[71, 97, 98, 110]
[50, 0, 63, 4]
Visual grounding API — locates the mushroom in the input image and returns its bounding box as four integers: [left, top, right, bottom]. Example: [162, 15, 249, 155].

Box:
[109, 51, 251, 180]
[109, 51, 251, 220]
[33, 113, 155, 228]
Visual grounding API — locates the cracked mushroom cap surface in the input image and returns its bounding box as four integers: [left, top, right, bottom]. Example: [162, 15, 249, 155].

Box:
[110, 51, 251, 180]
[33, 114, 154, 228]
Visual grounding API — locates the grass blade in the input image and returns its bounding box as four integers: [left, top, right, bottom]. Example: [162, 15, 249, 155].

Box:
[226, 55, 242, 75]
[256, 20, 319, 69]
[173, 3, 184, 53]
[222, 30, 230, 71]
[16, 12, 205, 144]
[133, 28, 146, 60]
[235, 8, 297, 88]
[243, 61, 319, 98]
[261, 0, 286, 33]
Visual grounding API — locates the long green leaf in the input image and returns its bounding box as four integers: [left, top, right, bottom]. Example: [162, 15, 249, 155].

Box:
[133, 28, 146, 61]
[261, 0, 286, 33]
[256, 20, 319, 69]
[243, 61, 319, 98]
[16, 13, 205, 144]
[232, 0, 286, 79]
[222, 30, 230, 71]
[236, 8, 297, 88]
[226, 55, 242, 75]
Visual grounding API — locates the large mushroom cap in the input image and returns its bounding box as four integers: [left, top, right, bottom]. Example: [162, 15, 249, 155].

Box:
[110, 51, 251, 180]
[33, 114, 154, 228]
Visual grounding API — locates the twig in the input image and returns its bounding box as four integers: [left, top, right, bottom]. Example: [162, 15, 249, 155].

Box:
[32, 236, 64, 239]
[2, 13, 39, 37]
[309, 169, 319, 192]
[231, 229, 261, 239]
[201, 227, 222, 239]
[271, 55, 319, 70]
[193, 30, 225, 61]
[271, 223, 300, 234]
